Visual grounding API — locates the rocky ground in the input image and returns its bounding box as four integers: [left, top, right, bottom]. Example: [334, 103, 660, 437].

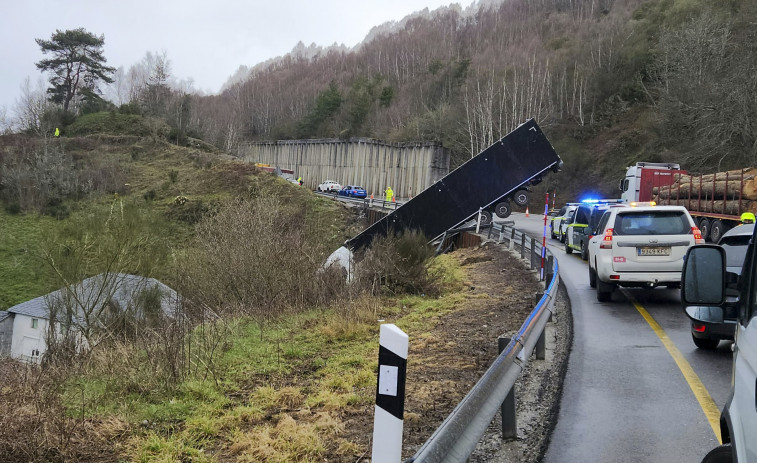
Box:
[396, 239, 572, 462]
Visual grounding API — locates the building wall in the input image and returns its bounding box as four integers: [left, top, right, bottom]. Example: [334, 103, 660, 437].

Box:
[0, 315, 13, 356]
[238, 138, 450, 199]
[10, 314, 48, 363]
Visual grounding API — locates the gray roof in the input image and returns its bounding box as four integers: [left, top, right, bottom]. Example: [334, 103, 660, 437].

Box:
[7, 274, 179, 324]
[0, 311, 9, 323]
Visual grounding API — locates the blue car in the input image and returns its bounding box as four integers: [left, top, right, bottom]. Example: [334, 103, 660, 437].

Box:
[338, 185, 367, 198]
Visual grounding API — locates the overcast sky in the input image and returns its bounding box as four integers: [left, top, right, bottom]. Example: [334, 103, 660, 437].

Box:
[1, 0, 476, 115]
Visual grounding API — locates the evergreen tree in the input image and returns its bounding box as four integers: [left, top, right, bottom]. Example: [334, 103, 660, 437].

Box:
[35, 28, 116, 114]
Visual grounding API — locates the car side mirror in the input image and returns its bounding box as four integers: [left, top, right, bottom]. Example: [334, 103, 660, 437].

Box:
[681, 245, 725, 306]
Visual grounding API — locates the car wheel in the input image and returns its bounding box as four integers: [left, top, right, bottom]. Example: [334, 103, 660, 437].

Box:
[550, 226, 556, 239]
[589, 267, 597, 288]
[692, 334, 719, 350]
[597, 280, 613, 302]
[580, 241, 588, 260]
[565, 241, 573, 254]
[701, 444, 733, 463]
[710, 220, 727, 243]
[698, 218, 711, 242]
[512, 189, 529, 206]
[494, 201, 511, 218]
[560, 232, 566, 243]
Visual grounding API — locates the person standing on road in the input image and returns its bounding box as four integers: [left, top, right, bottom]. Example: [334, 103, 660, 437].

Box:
[385, 186, 393, 203]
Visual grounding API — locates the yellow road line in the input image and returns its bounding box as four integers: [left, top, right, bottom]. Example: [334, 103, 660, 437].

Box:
[621, 289, 722, 443]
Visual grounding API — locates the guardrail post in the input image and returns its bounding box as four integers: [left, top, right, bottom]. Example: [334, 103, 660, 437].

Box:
[372, 324, 408, 462]
[545, 256, 554, 287]
[498, 336, 517, 440]
[530, 239, 536, 270]
[510, 228, 516, 250]
[487, 223, 494, 239]
[499, 227, 504, 244]
[520, 234, 526, 259]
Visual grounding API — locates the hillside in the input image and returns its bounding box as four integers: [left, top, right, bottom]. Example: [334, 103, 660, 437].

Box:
[0, 112, 358, 309]
[173, 0, 755, 204]
[0, 114, 555, 462]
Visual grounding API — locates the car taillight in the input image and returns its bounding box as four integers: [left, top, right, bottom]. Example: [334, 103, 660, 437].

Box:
[692, 226, 704, 244]
[693, 323, 706, 333]
[600, 228, 613, 249]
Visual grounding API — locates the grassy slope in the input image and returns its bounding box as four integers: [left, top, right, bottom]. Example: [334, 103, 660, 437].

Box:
[0, 113, 355, 309]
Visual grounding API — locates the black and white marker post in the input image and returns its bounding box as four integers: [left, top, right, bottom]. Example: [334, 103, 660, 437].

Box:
[371, 323, 408, 462]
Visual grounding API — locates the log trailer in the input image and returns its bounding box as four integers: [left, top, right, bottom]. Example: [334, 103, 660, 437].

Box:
[346, 119, 563, 250]
[620, 162, 757, 242]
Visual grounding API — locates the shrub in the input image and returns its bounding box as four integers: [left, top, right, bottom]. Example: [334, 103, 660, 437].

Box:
[355, 229, 439, 296]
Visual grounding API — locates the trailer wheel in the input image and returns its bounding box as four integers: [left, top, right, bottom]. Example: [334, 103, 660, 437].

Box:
[698, 218, 711, 242]
[710, 220, 727, 243]
[512, 189, 530, 206]
[494, 201, 512, 218]
[478, 210, 493, 226]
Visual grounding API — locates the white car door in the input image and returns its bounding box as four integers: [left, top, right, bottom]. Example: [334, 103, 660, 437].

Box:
[731, 293, 757, 460]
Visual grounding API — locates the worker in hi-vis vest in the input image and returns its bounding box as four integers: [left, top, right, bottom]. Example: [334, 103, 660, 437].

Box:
[384, 186, 393, 202]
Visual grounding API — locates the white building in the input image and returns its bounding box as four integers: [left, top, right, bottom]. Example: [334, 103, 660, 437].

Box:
[5, 273, 179, 363]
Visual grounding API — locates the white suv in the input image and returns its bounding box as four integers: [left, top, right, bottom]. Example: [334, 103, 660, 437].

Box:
[587, 204, 703, 302]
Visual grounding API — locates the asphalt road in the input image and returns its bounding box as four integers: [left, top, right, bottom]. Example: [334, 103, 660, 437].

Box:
[503, 212, 733, 463]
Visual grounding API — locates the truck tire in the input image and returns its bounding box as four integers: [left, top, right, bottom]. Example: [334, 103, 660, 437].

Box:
[494, 201, 512, 218]
[710, 220, 727, 243]
[512, 189, 529, 206]
[478, 210, 493, 226]
[698, 218, 711, 242]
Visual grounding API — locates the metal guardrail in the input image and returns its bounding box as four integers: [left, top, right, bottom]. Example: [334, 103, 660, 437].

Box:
[314, 190, 405, 210]
[406, 221, 560, 463]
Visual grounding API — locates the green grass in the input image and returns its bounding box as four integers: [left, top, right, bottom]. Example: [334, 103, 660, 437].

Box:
[54, 252, 469, 461]
[0, 210, 60, 309]
[65, 112, 162, 137]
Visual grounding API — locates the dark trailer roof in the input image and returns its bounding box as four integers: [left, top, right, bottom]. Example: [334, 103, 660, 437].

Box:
[346, 119, 561, 250]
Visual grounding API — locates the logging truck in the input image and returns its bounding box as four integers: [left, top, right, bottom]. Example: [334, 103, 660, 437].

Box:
[620, 162, 757, 242]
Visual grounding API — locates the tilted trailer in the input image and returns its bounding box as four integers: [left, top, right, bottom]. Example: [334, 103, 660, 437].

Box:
[345, 119, 562, 250]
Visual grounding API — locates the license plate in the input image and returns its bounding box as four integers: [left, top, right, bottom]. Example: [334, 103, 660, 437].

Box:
[638, 247, 670, 256]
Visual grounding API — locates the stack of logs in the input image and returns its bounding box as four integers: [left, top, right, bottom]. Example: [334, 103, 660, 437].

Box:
[653, 168, 757, 215]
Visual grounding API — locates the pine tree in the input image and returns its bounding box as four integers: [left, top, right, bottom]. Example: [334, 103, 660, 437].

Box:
[35, 28, 116, 113]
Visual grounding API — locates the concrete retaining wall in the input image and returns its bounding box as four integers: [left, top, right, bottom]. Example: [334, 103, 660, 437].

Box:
[238, 138, 450, 199]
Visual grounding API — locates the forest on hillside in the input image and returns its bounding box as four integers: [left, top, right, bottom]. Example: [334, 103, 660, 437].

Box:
[189, 0, 756, 180]
[7, 0, 757, 201]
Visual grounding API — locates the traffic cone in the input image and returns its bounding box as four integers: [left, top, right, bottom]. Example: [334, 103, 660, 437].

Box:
[525, 207, 530, 217]
[391, 196, 395, 202]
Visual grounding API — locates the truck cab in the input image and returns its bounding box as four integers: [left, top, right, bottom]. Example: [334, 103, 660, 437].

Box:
[620, 162, 683, 203]
[682, 232, 757, 462]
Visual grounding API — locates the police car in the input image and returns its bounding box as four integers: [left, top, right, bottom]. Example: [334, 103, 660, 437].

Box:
[551, 203, 580, 241]
[564, 199, 626, 260]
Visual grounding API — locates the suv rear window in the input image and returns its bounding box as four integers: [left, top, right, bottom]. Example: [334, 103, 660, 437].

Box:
[720, 234, 751, 267]
[613, 211, 691, 236]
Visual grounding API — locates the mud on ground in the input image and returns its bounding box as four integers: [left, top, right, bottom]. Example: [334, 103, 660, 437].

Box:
[395, 240, 572, 462]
